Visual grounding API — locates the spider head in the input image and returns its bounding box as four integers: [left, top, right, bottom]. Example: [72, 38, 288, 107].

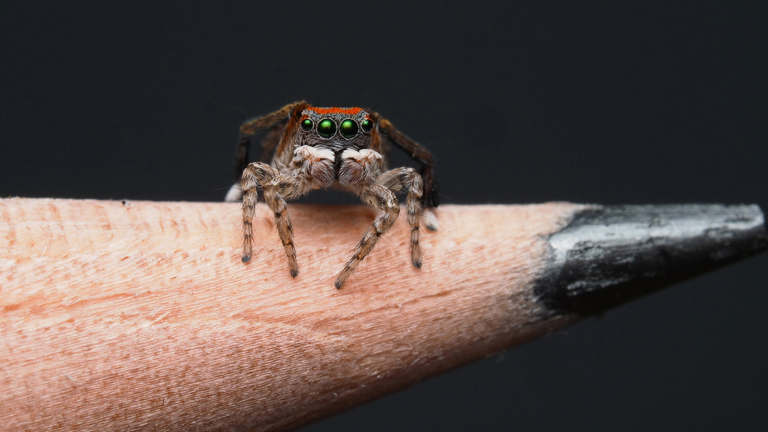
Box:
[298, 107, 375, 150]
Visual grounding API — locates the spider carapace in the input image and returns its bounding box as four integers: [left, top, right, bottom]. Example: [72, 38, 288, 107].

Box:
[225, 101, 439, 288]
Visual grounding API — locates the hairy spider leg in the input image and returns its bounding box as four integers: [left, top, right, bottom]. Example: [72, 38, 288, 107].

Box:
[226, 101, 308, 202]
[335, 184, 400, 289]
[375, 116, 439, 211]
[240, 160, 315, 278]
[375, 167, 424, 268]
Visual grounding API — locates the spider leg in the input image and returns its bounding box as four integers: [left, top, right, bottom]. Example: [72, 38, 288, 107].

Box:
[335, 184, 400, 289]
[240, 162, 312, 278]
[226, 101, 308, 202]
[375, 116, 440, 213]
[226, 125, 286, 202]
[376, 167, 424, 269]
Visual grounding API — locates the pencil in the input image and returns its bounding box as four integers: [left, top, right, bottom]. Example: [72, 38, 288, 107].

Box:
[0, 198, 764, 431]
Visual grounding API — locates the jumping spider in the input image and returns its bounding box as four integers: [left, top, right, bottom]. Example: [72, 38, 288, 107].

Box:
[225, 101, 439, 288]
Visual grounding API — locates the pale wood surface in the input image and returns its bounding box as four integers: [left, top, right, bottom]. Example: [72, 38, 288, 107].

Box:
[0, 198, 582, 431]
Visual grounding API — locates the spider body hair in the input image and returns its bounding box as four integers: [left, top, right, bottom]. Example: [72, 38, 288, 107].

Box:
[227, 102, 438, 288]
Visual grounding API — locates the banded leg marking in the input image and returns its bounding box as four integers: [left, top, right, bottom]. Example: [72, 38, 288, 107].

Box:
[335, 185, 400, 289]
[240, 162, 309, 278]
[377, 167, 424, 268]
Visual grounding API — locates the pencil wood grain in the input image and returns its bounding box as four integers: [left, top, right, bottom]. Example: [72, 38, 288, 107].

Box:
[0, 198, 581, 431]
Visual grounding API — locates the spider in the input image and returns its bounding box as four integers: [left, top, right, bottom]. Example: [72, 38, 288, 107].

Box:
[225, 101, 439, 288]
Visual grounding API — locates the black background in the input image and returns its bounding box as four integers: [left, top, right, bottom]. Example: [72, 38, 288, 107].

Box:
[2, 2, 767, 430]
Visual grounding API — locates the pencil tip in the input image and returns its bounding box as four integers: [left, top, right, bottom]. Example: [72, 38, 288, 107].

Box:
[535, 204, 767, 317]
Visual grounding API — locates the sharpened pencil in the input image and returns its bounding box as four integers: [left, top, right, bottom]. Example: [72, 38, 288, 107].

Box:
[0, 198, 764, 431]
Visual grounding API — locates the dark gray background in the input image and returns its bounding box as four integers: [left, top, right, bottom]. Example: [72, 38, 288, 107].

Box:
[2, 2, 766, 430]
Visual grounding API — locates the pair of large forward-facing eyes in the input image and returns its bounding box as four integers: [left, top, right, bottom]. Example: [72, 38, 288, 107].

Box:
[301, 118, 373, 139]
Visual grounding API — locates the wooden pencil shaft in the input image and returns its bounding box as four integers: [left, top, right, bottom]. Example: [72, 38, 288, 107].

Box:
[0, 198, 579, 431]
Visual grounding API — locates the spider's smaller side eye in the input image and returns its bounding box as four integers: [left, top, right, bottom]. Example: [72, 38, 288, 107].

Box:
[301, 119, 313, 131]
[361, 119, 373, 132]
[317, 119, 337, 138]
[339, 119, 359, 139]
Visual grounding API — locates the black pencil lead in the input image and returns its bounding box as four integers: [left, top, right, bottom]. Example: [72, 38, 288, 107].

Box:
[535, 204, 767, 317]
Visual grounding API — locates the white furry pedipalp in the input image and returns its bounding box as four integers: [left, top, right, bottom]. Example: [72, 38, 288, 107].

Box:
[232, 103, 438, 288]
[293, 146, 336, 188]
[339, 149, 383, 186]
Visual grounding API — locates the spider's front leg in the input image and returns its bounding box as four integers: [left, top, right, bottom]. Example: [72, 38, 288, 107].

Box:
[240, 146, 332, 277]
[335, 151, 424, 289]
[335, 183, 400, 289]
[225, 101, 308, 203]
[240, 163, 287, 265]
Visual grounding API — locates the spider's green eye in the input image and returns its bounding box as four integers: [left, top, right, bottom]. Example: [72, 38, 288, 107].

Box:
[339, 119, 359, 139]
[317, 119, 336, 138]
[301, 119, 313, 131]
[361, 119, 373, 132]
